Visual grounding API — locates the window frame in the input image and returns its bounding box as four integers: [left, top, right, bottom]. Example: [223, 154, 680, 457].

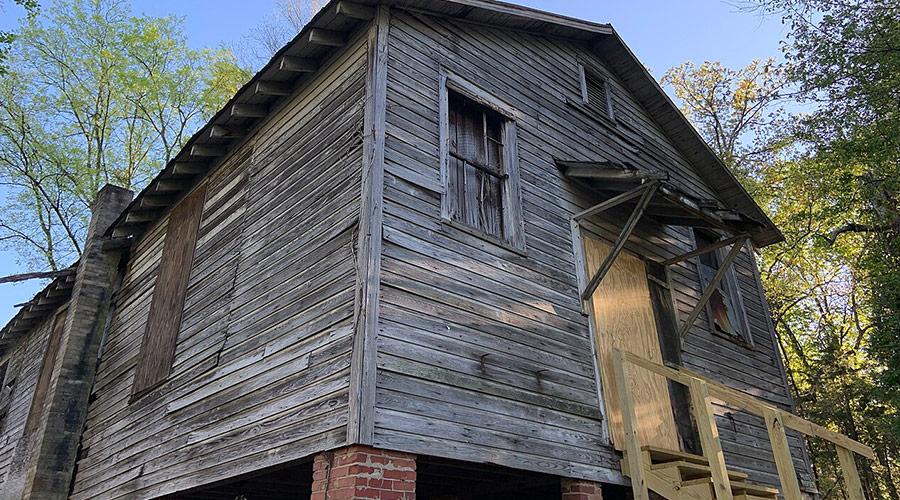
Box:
[691, 229, 754, 346]
[131, 184, 207, 400]
[439, 70, 525, 251]
[578, 63, 615, 122]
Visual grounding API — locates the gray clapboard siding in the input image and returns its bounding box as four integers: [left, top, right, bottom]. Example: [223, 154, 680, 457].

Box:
[70, 28, 369, 500]
[0, 308, 65, 495]
[374, 8, 811, 489]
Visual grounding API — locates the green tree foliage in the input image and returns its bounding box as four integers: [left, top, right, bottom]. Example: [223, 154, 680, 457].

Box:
[0, 0, 39, 74]
[663, 55, 899, 496]
[662, 59, 788, 193]
[751, 0, 900, 444]
[0, 0, 250, 271]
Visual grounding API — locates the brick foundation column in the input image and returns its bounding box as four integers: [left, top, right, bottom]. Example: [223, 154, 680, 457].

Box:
[312, 445, 416, 500]
[561, 478, 603, 500]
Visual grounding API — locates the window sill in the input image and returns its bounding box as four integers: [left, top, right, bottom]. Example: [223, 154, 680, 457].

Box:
[440, 218, 527, 257]
[708, 326, 756, 351]
[565, 96, 617, 127]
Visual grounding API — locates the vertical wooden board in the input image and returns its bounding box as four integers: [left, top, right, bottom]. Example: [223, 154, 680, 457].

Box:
[764, 408, 803, 500]
[23, 309, 67, 434]
[836, 445, 866, 500]
[689, 378, 733, 500]
[583, 236, 679, 451]
[133, 185, 208, 396]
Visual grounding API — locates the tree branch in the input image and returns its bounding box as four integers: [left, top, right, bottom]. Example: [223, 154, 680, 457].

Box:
[0, 268, 74, 284]
[822, 223, 891, 245]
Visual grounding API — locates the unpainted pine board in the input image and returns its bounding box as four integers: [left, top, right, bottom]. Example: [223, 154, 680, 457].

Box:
[582, 237, 680, 451]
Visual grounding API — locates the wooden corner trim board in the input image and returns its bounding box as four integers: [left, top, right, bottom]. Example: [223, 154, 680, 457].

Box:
[347, 5, 389, 446]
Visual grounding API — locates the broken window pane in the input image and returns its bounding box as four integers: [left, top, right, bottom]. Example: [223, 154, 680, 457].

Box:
[695, 231, 745, 339]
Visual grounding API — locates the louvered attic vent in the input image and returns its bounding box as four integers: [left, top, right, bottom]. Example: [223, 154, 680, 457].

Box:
[585, 71, 614, 120]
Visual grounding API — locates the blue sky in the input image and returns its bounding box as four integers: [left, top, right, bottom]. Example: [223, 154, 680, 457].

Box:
[0, 0, 789, 323]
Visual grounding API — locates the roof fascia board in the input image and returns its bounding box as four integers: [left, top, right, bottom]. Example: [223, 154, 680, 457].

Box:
[439, 0, 613, 35]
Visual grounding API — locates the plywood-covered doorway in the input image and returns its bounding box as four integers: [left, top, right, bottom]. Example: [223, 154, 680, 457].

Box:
[583, 235, 680, 451]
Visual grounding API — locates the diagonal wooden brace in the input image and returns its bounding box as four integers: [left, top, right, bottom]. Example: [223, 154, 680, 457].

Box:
[581, 181, 658, 301]
[573, 182, 653, 222]
[678, 236, 747, 337]
[662, 233, 749, 266]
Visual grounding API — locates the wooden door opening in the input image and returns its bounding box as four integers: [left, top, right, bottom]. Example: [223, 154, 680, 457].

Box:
[582, 235, 679, 451]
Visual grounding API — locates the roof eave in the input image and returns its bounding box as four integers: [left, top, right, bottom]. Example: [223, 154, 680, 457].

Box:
[591, 30, 783, 247]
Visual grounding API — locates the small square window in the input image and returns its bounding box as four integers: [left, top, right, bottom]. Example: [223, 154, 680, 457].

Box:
[694, 230, 751, 343]
[440, 72, 525, 250]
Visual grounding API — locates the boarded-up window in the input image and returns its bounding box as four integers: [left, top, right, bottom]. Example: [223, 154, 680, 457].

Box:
[583, 69, 614, 120]
[448, 92, 507, 239]
[695, 230, 748, 341]
[132, 185, 207, 397]
[24, 309, 67, 434]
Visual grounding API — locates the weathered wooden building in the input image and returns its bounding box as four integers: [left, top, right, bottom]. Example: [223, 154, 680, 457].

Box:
[0, 1, 874, 500]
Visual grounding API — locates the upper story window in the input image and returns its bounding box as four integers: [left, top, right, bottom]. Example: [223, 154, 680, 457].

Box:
[440, 72, 525, 250]
[579, 64, 615, 121]
[448, 93, 505, 238]
[694, 230, 751, 344]
[132, 185, 207, 398]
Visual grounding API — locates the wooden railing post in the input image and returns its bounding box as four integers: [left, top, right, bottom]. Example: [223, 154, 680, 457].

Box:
[764, 408, 803, 500]
[688, 378, 733, 500]
[616, 350, 875, 500]
[836, 444, 866, 500]
[612, 349, 649, 500]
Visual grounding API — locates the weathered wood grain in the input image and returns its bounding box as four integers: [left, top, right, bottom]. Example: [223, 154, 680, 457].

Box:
[70, 27, 369, 500]
[374, 9, 812, 490]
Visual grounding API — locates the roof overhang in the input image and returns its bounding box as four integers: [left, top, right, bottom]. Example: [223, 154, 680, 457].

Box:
[0, 264, 77, 358]
[102, 0, 781, 248]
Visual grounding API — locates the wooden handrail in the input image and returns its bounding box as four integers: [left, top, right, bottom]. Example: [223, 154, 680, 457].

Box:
[618, 350, 874, 459]
[612, 348, 873, 500]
